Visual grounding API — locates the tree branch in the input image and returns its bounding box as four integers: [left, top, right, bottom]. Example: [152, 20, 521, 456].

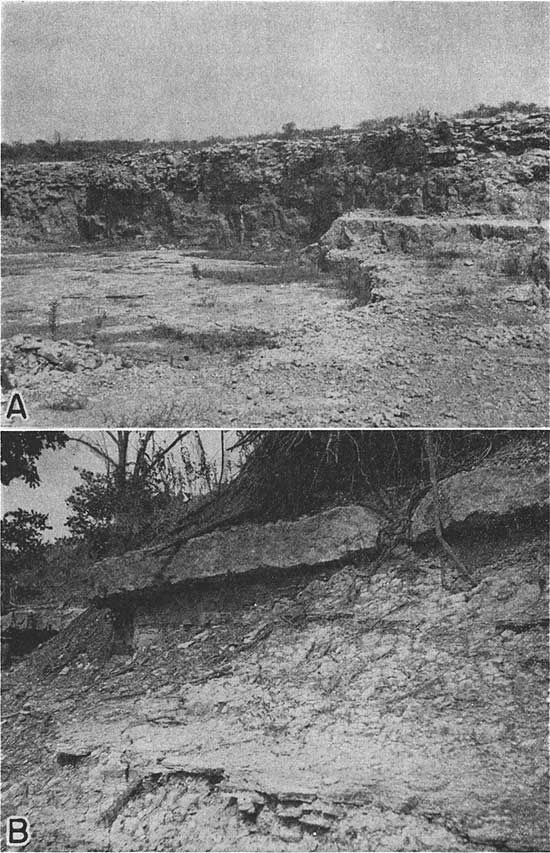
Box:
[149, 431, 190, 469]
[68, 436, 117, 470]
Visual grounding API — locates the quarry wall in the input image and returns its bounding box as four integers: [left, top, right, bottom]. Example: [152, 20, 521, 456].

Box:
[2, 112, 548, 250]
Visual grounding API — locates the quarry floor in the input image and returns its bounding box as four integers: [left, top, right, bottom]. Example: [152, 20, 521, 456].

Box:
[2, 242, 548, 428]
[1, 530, 548, 852]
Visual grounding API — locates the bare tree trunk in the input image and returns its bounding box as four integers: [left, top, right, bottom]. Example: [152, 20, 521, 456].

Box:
[423, 431, 474, 587]
[218, 431, 226, 488]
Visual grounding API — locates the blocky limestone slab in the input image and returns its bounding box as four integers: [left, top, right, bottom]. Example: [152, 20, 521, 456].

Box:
[92, 505, 381, 600]
[410, 455, 549, 542]
[320, 211, 547, 260]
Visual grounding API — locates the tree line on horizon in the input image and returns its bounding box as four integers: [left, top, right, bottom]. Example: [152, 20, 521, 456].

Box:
[2, 101, 547, 166]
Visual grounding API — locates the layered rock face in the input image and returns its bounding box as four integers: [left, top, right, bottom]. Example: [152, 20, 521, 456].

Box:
[1, 440, 548, 851]
[2, 111, 548, 249]
[91, 504, 382, 601]
[411, 443, 549, 541]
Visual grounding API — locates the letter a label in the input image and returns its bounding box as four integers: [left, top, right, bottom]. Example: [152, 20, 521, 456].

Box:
[6, 816, 30, 847]
[5, 392, 28, 421]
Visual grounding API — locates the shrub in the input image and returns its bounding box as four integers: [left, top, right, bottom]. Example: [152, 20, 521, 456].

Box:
[425, 247, 462, 270]
[47, 299, 60, 338]
[1, 509, 51, 576]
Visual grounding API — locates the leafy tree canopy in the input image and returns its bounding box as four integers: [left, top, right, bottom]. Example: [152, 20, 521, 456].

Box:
[1, 432, 68, 487]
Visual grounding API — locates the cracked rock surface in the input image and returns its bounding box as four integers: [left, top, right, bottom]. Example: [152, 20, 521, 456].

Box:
[1, 519, 548, 851]
[90, 504, 382, 601]
[410, 439, 549, 541]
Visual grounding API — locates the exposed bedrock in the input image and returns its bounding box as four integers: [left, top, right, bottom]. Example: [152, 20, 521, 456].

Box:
[319, 211, 548, 259]
[410, 447, 549, 543]
[2, 439, 549, 851]
[2, 111, 548, 249]
[90, 504, 382, 602]
[7, 528, 547, 851]
[317, 211, 550, 298]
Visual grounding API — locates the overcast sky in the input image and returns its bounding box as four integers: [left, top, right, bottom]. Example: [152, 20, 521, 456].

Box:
[2, 1, 548, 143]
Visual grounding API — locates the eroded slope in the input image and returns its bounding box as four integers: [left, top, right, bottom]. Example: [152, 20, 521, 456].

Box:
[1, 447, 548, 852]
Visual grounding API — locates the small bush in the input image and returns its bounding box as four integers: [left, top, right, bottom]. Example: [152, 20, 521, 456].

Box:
[47, 299, 60, 338]
[501, 251, 524, 279]
[425, 247, 462, 270]
[47, 390, 88, 411]
[95, 309, 107, 330]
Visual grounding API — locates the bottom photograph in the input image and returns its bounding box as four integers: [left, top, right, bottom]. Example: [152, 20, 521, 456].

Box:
[1, 429, 548, 852]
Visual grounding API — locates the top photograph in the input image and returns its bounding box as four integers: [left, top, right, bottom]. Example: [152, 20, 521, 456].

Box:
[1, 0, 548, 429]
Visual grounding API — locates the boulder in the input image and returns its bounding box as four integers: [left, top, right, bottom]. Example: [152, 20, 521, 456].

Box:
[410, 452, 549, 542]
[92, 505, 382, 600]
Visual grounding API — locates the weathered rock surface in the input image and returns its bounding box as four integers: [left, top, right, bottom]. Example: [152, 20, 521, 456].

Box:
[2, 111, 548, 250]
[2, 335, 127, 384]
[410, 441, 549, 541]
[320, 211, 548, 259]
[91, 504, 381, 601]
[1, 606, 86, 635]
[1, 334, 131, 411]
[2, 529, 547, 851]
[2, 440, 548, 851]
[319, 212, 549, 302]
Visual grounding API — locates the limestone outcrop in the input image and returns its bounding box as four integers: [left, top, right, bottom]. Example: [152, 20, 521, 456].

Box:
[2, 111, 548, 249]
[3, 524, 547, 851]
[91, 504, 382, 601]
[410, 442, 549, 541]
[2, 436, 549, 850]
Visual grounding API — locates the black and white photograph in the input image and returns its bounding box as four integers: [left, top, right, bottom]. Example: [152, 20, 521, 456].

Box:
[1, 429, 548, 850]
[1, 1, 548, 428]
[1, 1, 549, 852]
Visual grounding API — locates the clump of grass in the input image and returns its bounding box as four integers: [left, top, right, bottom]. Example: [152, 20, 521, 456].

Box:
[47, 390, 87, 411]
[202, 245, 300, 265]
[501, 250, 524, 279]
[195, 295, 218, 309]
[199, 260, 322, 286]
[456, 284, 473, 297]
[47, 299, 60, 339]
[198, 267, 261, 284]
[196, 248, 326, 287]
[425, 247, 463, 270]
[152, 323, 278, 352]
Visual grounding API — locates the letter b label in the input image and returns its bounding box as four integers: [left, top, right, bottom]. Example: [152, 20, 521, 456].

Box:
[6, 816, 30, 847]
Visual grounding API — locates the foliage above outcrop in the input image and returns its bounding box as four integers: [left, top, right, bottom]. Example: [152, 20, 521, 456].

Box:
[168, 430, 542, 542]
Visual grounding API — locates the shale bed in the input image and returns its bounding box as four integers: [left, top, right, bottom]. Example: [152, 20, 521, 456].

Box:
[1, 441, 549, 852]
